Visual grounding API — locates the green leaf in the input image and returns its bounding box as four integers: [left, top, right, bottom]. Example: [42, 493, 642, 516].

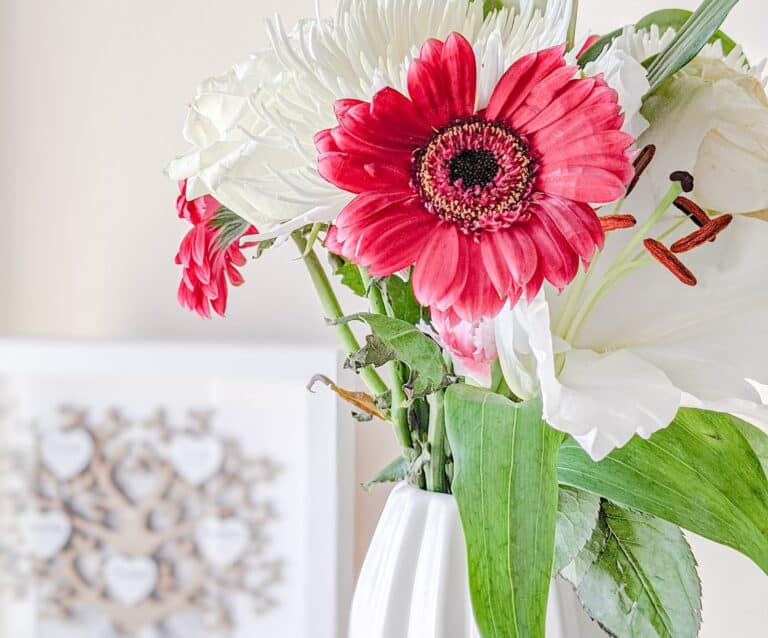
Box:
[482, 0, 504, 17]
[343, 314, 450, 398]
[446, 385, 562, 638]
[645, 0, 740, 95]
[328, 255, 366, 297]
[563, 502, 702, 638]
[557, 408, 768, 574]
[642, 9, 738, 54]
[384, 275, 429, 325]
[732, 417, 768, 477]
[346, 334, 397, 370]
[255, 237, 276, 259]
[578, 8, 738, 67]
[554, 487, 600, 573]
[362, 456, 408, 491]
[209, 207, 252, 250]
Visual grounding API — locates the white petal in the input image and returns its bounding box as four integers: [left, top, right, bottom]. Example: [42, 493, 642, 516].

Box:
[558, 350, 682, 460]
[504, 294, 681, 459]
[495, 306, 539, 399]
[582, 27, 656, 139]
[568, 215, 768, 437]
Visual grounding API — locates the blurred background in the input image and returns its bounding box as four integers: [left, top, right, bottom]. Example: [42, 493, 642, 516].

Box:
[1, 0, 766, 635]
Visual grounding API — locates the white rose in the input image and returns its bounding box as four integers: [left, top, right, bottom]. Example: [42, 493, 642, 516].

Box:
[639, 41, 768, 216]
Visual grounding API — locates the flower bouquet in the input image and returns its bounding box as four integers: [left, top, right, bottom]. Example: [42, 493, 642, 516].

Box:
[167, 1, 768, 636]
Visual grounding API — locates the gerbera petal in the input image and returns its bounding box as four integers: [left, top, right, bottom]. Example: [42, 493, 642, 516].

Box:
[537, 165, 628, 203]
[512, 69, 585, 132]
[367, 219, 437, 276]
[492, 228, 538, 287]
[327, 127, 412, 162]
[552, 130, 636, 159]
[317, 151, 410, 194]
[335, 192, 416, 241]
[531, 101, 625, 149]
[353, 209, 434, 270]
[437, 233, 472, 310]
[517, 77, 595, 134]
[526, 213, 579, 289]
[407, 39, 451, 128]
[534, 195, 604, 263]
[453, 255, 506, 321]
[480, 234, 514, 295]
[442, 32, 477, 120]
[485, 45, 567, 121]
[544, 154, 636, 185]
[175, 181, 255, 318]
[412, 223, 460, 308]
[338, 89, 431, 149]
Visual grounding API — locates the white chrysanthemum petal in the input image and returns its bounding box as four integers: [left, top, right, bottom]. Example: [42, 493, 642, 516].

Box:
[169, 0, 575, 236]
[581, 26, 673, 140]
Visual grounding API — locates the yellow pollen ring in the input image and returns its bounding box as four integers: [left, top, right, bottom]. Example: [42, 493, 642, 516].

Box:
[414, 120, 535, 226]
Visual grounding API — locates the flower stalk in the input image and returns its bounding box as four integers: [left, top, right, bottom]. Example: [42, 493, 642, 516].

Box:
[358, 268, 413, 454]
[425, 390, 449, 493]
[563, 181, 684, 344]
[291, 231, 388, 398]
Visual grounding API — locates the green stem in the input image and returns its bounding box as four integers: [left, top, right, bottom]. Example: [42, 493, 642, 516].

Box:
[291, 232, 387, 397]
[358, 268, 413, 453]
[614, 182, 683, 269]
[563, 183, 683, 345]
[566, 0, 579, 50]
[425, 390, 449, 493]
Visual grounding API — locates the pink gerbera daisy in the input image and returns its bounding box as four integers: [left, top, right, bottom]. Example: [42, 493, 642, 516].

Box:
[175, 180, 257, 318]
[316, 33, 635, 322]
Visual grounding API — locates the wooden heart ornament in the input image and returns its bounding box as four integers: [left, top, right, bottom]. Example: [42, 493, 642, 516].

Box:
[104, 556, 158, 606]
[19, 510, 72, 560]
[40, 429, 94, 481]
[195, 517, 251, 568]
[167, 434, 224, 486]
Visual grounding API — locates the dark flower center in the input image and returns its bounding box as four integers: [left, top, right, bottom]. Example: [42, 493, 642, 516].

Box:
[449, 149, 500, 189]
[413, 119, 537, 233]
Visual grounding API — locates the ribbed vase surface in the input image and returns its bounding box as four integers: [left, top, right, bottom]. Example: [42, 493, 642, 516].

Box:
[349, 482, 583, 638]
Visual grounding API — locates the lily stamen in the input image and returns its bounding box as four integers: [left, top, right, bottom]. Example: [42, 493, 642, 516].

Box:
[670, 170, 695, 193]
[671, 214, 733, 253]
[600, 214, 637, 232]
[643, 238, 697, 286]
[626, 145, 656, 195]
[673, 196, 710, 228]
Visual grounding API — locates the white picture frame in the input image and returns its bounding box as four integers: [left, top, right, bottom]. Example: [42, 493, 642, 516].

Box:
[0, 340, 352, 638]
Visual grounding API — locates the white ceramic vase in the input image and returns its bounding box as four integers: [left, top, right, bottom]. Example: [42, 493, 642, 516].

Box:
[349, 482, 585, 638]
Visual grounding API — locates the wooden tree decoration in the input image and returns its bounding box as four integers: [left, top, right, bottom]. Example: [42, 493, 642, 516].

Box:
[2, 406, 282, 635]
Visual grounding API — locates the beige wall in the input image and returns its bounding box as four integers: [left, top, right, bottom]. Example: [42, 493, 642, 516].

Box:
[2, 1, 766, 635]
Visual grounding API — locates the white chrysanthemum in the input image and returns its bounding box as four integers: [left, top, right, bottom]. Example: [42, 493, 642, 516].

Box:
[580, 25, 674, 139]
[168, 0, 654, 240]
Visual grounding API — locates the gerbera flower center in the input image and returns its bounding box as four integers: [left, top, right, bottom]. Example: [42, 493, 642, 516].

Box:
[448, 149, 500, 189]
[414, 119, 537, 233]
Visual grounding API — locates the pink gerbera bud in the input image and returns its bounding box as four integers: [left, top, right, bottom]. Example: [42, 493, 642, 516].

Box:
[316, 33, 635, 323]
[431, 308, 497, 386]
[174, 181, 257, 318]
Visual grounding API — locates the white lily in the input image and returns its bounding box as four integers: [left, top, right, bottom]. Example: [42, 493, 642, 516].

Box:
[496, 199, 768, 460]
